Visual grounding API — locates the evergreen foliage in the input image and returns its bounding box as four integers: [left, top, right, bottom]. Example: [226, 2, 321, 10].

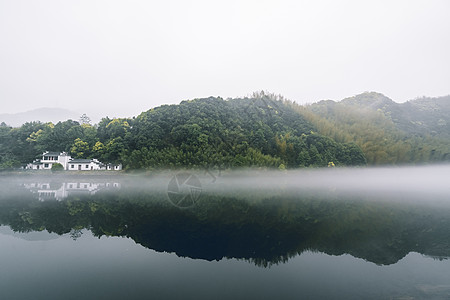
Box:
[293, 92, 450, 165]
[51, 163, 64, 171]
[6, 91, 449, 169]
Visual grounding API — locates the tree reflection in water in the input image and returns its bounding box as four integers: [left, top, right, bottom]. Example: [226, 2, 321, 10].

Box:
[0, 175, 449, 268]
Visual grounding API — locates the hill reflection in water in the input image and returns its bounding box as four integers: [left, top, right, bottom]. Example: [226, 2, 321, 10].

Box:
[1, 166, 450, 267]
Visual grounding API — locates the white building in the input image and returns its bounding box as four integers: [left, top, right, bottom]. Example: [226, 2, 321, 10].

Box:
[67, 158, 104, 171]
[27, 151, 71, 170]
[106, 163, 123, 171]
[26, 151, 122, 171]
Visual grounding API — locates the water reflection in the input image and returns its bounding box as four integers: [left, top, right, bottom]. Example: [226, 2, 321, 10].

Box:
[1, 170, 450, 268]
[24, 181, 121, 201]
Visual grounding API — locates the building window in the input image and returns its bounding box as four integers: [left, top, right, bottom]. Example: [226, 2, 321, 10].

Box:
[44, 164, 49, 168]
[85, 165, 89, 168]
[71, 165, 74, 169]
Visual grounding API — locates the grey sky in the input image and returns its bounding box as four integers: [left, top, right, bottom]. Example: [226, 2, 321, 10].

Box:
[1, 0, 449, 119]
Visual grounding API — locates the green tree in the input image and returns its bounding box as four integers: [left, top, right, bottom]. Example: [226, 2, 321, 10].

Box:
[51, 163, 64, 171]
[104, 137, 125, 163]
[71, 138, 90, 158]
[92, 141, 106, 160]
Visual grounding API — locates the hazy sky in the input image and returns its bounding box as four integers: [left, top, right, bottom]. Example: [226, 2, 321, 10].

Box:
[1, 0, 449, 118]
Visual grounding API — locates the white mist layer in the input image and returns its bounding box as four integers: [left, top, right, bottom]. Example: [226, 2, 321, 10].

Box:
[2, 165, 449, 203]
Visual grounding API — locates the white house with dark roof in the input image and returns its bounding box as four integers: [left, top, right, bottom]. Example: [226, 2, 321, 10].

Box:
[26, 151, 72, 170]
[26, 151, 122, 171]
[67, 158, 104, 171]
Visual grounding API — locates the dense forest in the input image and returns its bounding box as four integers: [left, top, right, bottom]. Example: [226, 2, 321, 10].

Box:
[1, 91, 449, 170]
[0, 92, 366, 170]
[293, 92, 450, 165]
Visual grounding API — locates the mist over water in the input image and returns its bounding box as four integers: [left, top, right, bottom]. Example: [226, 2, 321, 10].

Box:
[2, 165, 450, 202]
[1, 165, 450, 299]
[199, 165, 450, 200]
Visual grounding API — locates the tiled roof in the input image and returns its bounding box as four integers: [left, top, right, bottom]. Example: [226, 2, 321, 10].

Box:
[43, 152, 61, 156]
[68, 159, 92, 163]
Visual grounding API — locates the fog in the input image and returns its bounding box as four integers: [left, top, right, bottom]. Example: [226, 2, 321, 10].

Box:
[190, 165, 450, 204]
[208, 165, 450, 194]
[1, 1, 450, 117]
[2, 165, 449, 204]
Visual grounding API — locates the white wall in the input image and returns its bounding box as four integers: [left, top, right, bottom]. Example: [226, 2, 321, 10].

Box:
[57, 154, 72, 170]
[68, 163, 91, 171]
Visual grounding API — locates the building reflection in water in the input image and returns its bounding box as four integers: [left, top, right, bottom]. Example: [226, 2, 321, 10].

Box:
[23, 182, 121, 201]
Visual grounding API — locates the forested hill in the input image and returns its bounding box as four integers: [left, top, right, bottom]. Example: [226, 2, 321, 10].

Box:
[296, 92, 450, 165]
[341, 92, 450, 138]
[0, 94, 367, 170]
[126, 96, 366, 168]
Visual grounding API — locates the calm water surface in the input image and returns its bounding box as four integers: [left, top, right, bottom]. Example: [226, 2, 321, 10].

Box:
[1, 167, 450, 299]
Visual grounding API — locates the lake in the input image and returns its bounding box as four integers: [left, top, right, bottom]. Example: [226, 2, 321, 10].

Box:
[1, 166, 450, 299]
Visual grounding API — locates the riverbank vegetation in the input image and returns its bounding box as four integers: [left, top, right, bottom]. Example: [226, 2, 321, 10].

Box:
[1, 91, 449, 170]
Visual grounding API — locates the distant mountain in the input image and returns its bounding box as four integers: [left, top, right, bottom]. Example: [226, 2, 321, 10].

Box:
[0, 108, 80, 127]
[299, 92, 450, 164]
[339, 92, 450, 138]
[391, 96, 450, 138]
[341, 92, 397, 110]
